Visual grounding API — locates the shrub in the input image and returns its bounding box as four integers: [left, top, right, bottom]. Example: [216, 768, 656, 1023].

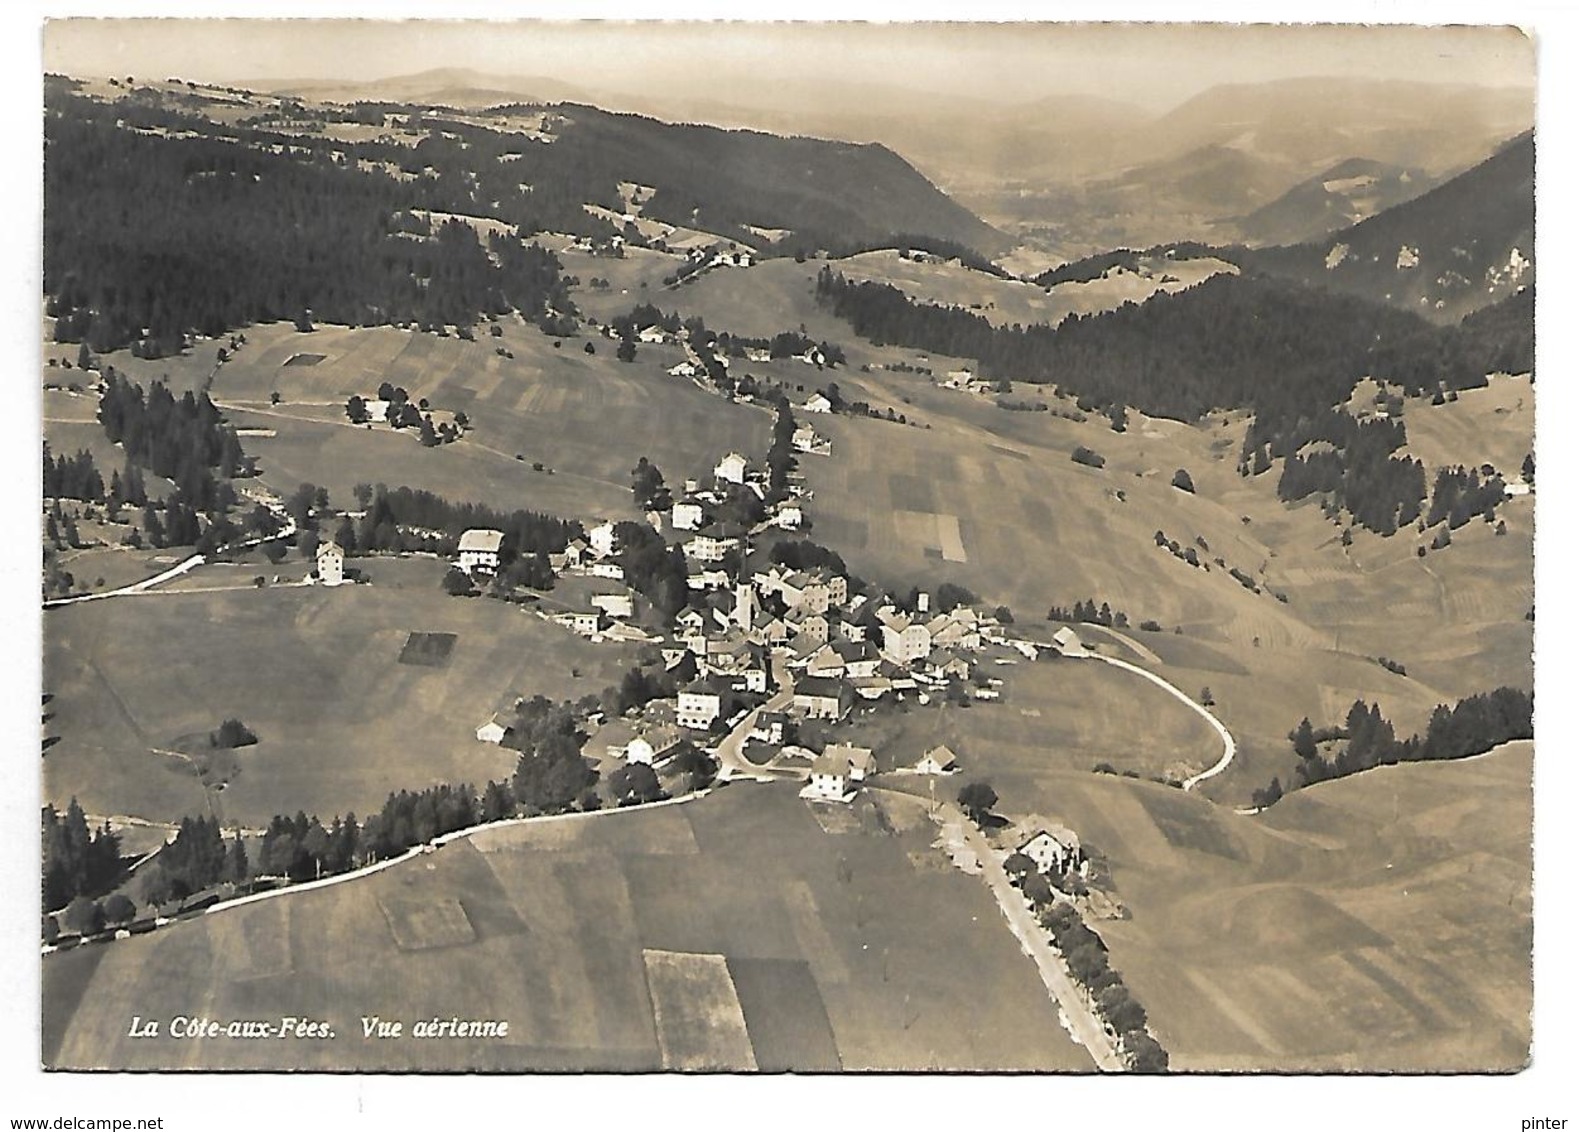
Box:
[211, 718, 257, 748]
[102, 893, 137, 925]
[1171, 468, 1195, 493]
[1071, 446, 1106, 469]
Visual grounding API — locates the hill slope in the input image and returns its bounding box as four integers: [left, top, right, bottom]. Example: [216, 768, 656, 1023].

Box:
[1233, 157, 1436, 247]
[1246, 130, 1534, 322]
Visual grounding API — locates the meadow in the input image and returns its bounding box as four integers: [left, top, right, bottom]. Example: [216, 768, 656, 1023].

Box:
[1030, 742, 1533, 1071]
[44, 783, 1095, 1072]
[42, 557, 640, 830]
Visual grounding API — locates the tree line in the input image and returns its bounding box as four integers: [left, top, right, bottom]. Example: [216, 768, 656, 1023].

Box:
[1254, 686, 1534, 806]
[45, 89, 577, 355]
[41, 799, 122, 911]
[816, 265, 1531, 536]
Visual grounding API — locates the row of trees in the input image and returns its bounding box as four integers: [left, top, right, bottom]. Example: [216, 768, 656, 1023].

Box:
[1038, 903, 1168, 1072]
[1256, 687, 1535, 805]
[816, 264, 1530, 536]
[41, 800, 122, 911]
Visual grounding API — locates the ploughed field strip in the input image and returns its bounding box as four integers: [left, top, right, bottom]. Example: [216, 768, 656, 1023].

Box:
[42, 785, 1094, 1072]
[397, 631, 458, 668]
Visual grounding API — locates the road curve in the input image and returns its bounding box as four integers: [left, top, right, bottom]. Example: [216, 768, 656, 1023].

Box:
[1080, 652, 1237, 791]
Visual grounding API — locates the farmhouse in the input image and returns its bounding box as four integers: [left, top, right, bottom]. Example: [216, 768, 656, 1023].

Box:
[624, 725, 682, 766]
[590, 592, 635, 619]
[824, 743, 875, 782]
[772, 503, 803, 530]
[475, 713, 514, 745]
[668, 361, 700, 378]
[315, 539, 345, 586]
[800, 752, 856, 803]
[457, 528, 504, 575]
[636, 325, 669, 345]
[588, 522, 619, 559]
[1019, 826, 1086, 876]
[1052, 626, 1086, 656]
[793, 676, 852, 721]
[915, 745, 959, 775]
[671, 499, 705, 531]
[792, 426, 831, 456]
[548, 608, 604, 637]
[803, 392, 833, 414]
[714, 452, 749, 484]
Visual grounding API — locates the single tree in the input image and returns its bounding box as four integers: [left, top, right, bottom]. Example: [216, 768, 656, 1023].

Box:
[957, 780, 998, 825]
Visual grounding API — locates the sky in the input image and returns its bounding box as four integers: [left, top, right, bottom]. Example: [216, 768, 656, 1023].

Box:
[42, 19, 1535, 113]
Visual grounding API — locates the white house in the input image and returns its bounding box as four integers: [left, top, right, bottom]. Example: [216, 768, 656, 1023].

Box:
[915, 745, 959, 775]
[637, 325, 669, 345]
[803, 392, 833, 414]
[589, 522, 619, 559]
[824, 743, 875, 782]
[879, 609, 932, 664]
[316, 539, 345, 586]
[792, 426, 831, 456]
[684, 534, 737, 563]
[457, 529, 505, 575]
[801, 751, 856, 803]
[590, 592, 635, 619]
[792, 676, 851, 721]
[668, 361, 700, 378]
[475, 714, 513, 744]
[677, 680, 725, 731]
[589, 561, 626, 581]
[772, 503, 803, 530]
[714, 452, 749, 484]
[1052, 626, 1086, 656]
[671, 499, 705, 531]
[1019, 827, 1085, 876]
[624, 725, 681, 766]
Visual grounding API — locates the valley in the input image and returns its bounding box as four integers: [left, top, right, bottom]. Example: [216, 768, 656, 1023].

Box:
[36, 24, 1536, 1085]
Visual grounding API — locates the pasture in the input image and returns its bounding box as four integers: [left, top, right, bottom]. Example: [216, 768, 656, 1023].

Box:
[966, 742, 1530, 1071]
[41, 556, 641, 829]
[839, 653, 1224, 788]
[830, 249, 1236, 329]
[76, 317, 770, 528]
[44, 783, 1095, 1072]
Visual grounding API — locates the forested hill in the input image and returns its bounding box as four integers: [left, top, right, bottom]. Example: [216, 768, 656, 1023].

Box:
[43, 80, 1005, 352]
[545, 104, 1008, 258]
[818, 267, 1488, 421]
[1244, 130, 1534, 323]
[817, 268, 1533, 536]
[44, 89, 573, 354]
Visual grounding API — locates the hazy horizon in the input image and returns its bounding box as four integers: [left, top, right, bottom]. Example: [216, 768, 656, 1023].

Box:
[44, 20, 1535, 116]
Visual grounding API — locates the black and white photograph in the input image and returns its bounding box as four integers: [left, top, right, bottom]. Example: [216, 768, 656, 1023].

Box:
[10, 3, 1575, 1123]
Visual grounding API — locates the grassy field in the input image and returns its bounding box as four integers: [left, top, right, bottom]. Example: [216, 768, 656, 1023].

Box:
[44, 783, 1095, 1072]
[836, 653, 1224, 786]
[831, 249, 1236, 329]
[980, 741, 1532, 1071]
[71, 317, 770, 527]
[42, 557, 640, 829]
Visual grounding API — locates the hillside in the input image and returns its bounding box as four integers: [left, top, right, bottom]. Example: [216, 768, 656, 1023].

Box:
[1246, 131, 1534, 322]
[42, 77, 1006, 355]
[548, 104, 1008, 257]
[1232, 157, 1436, 247]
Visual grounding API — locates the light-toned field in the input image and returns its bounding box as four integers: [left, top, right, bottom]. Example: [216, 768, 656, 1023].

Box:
[831, 249, 1236, 329]
[42, 556, 640, 828]
[1042, 741, 1532, 1071]
[1400, 374, 1534, 479]
[43, 783, 1095, 1072]
[840, 653, 1224, 786]
[76, 318, 769, 526]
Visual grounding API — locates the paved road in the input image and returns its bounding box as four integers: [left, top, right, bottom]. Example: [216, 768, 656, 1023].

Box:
[873, 787, 1126, 1072]
[714, 657, 798, 781]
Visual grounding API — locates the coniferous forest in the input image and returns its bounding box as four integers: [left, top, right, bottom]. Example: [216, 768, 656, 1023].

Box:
[44, 85, 574, 355]
[817, 267, 1533, 535]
